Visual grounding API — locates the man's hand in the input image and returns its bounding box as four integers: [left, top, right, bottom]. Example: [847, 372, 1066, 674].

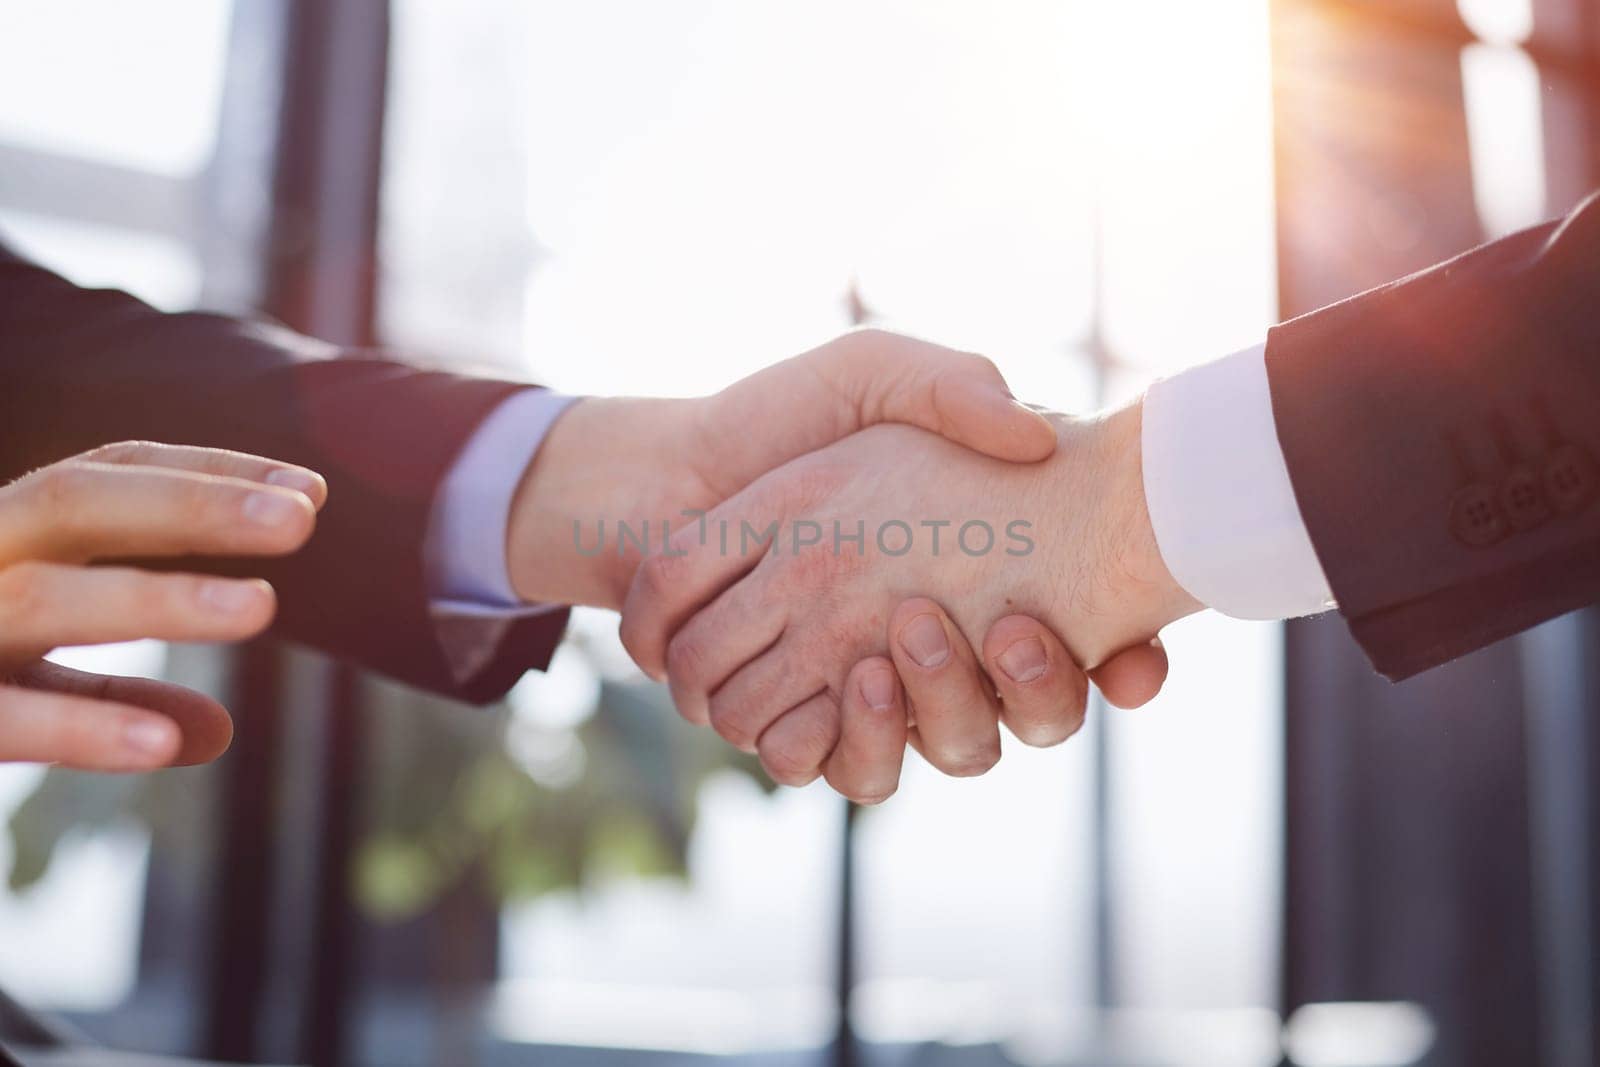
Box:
[620, 402, 1201, 790]
[817, 606, 1170, 803]
[504, 329, 1058, 609]
[0, 442, 325, 771]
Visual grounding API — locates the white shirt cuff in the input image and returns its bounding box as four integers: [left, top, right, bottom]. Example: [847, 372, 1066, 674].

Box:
[1141, 342, 1336, 621]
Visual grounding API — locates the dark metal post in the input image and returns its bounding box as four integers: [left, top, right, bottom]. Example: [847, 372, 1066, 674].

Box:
[267, 5, 392, 1066]
[202, 643, 288, 1062]
[835, 802, 860, 1067]
[200, 2, 392, 1063]
[1519, 614, 1597, 1067]
[832, 283, 875, 1067]
[1082, 206, 1122, 1027]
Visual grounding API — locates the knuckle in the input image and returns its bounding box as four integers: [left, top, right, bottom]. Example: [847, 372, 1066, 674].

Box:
[1011, 710, 1082, 748]
[843, 326, 890, 351]
[758, 712, 838, 785]
[668, 690, 708, 727]
[29, 713, 86, 760]
[707, 701, 758, 751]
[0, 561, 51, 620]
[664, 632, 709, 692]
[31, 462, 94, 516]
[759, 743, 822, 786]
[618, 608, 666, 675]
[183, 477, 228, 520]
[83, 440, 149, 464]
[960, 351, 1002, 380]
[61, 708, 113, 750]
[823, 766, 896, 806]
[616, 618, 651, 670]
[634, 551, 686, 606]
[161, 573, 208, 614]
[934, 742, 1001, 778]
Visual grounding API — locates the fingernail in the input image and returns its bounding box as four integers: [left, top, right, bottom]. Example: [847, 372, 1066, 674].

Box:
[859, 669, 896, 710]
[997, 637, 1048, 683]
[243, 490, 302, 526]
[899, 614, 950, 668]
[266, 468, 325, 502]
[200, 579, 262, 614]
[123, 719, 176, 758]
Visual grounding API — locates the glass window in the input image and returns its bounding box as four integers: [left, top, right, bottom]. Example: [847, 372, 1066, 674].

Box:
[380, 3, 1284, 1061]
[0, 2, 250, 1057]
[0, 0, 231, 176]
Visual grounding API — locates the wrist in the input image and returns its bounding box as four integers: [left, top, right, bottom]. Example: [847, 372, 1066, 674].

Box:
[505, 396, 707, 609]
[1043, 400, 1201, 661]
[1100, 397, 1204, 632]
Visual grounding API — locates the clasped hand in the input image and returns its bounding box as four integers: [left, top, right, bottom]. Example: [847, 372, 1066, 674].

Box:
[618, 413, 1186, 802]
[0, 331, 1192, 792]
[519, 330, 1193, 802]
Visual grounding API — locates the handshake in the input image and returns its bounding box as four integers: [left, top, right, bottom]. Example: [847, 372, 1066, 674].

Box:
[8, 191, 1590, 797]
[0, 328, 1196, 800]
[514, 330, 1199, 800]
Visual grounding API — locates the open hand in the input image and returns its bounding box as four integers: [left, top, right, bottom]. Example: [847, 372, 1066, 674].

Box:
[0, 442, 324, 771]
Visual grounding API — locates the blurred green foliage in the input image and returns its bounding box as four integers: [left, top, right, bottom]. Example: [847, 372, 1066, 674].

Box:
[6, 641, 769, 922]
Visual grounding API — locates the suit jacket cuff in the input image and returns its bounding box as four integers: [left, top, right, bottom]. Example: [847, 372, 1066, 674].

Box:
[422, 389, 583, 686]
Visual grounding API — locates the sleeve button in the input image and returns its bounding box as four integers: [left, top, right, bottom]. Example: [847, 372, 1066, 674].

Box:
[1543, 444, 1598, 514]
[1450, 484, 1509, 547]
[1499, 466, 1551, 531]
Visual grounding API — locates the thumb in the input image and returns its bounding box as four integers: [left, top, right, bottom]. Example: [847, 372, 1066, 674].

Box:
[16, 660, 235, 766]
[698, 330, 1059, 497]
[1087, 638, 1169, 709]
[916, 365, 1058, 464]
[827, 330, 1058, 463]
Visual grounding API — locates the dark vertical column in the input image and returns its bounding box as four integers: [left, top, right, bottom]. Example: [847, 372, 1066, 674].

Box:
[1525, 18, 1600, 1066]
[1518, 616, 1596, 1067]
[265, 5, 393, 1066]
[1082, 215, 1121, 1027]
[834, 802, 858, 1067]
[1272, 4, 1541, 1066]
[172, 3, 292, 1054]
[260, 0, 390, 343]
[834, 285, 871, 1067]
[140, 2, 288, 1023]
[200, 2, 392, 1064]
[303, 667, 368, 1067]
[203, 642, 288, 1063]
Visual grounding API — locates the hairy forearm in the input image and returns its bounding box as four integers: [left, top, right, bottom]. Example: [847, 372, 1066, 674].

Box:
[1057, 399, 1201, 656]
[938, 399, 1199, 670]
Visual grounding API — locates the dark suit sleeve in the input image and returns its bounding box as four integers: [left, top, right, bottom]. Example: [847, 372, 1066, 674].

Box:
[1265, 191, 1600, 680]
[0, 241, 567, 704]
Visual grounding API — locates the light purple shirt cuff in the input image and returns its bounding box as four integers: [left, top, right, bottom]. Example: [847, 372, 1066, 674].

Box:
[425, 388, 580, 611]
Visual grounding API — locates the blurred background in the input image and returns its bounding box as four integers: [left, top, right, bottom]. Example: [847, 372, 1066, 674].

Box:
[0, 1, 1594, 1065]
